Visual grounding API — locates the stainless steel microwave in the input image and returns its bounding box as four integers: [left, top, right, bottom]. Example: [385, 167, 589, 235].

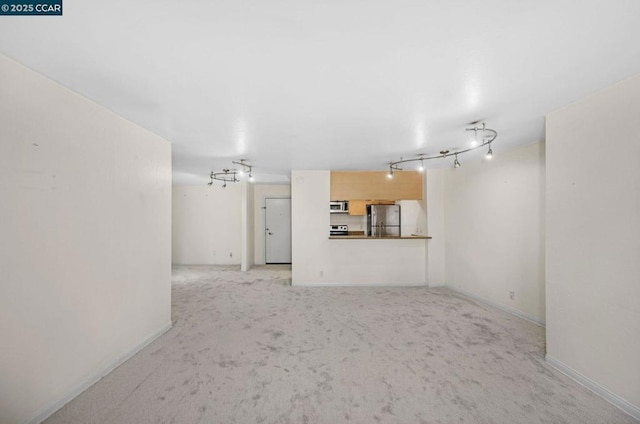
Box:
[329, 201, 349, 213]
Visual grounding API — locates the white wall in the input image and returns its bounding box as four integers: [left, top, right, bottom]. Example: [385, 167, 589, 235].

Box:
[426, 169, 446, 287]
[443, 141, 546, 324]
[398, 199, 427, 237]
[253, 184, 291, 265]
[241, 181, 255, 271]
[173, 182, 288, 267]
[546, 74, 640, 415]
[292, 171, 427, 286]
[172, 185, 242, 265]
[0, 54, 172, 424]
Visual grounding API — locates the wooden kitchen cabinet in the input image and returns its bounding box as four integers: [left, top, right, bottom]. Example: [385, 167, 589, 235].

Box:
[348, 200, 367, 215]
[331, 171, 423, 201]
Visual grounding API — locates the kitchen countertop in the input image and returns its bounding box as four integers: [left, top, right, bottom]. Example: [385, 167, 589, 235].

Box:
[329, 235, 432, 240]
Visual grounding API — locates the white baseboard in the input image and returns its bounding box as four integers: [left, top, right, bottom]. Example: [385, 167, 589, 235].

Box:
[26, 321, 172, 424]
[545, 355, 640, 421]
[292, 281, 428, 287]
[449, 287, 545, 327]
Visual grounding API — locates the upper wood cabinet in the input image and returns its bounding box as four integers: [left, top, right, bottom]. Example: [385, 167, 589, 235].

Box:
[331, 171, 423, 201]
[348, 200, 367, 215]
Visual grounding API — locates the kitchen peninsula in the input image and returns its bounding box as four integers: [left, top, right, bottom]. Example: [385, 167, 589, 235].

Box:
[292, 170, 431, 287]
[329, 171, 430, 239]
[329, 235, 432, 239]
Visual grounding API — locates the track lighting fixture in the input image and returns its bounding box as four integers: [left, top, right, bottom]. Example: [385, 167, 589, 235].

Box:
[208, 159, 255, 187]
[388, 122, 497, 172]
[232, 159, 253, 178]
[208, 169, 238, 187]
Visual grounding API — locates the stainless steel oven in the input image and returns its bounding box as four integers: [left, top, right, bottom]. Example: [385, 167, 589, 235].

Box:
[330, 225, 349, 236]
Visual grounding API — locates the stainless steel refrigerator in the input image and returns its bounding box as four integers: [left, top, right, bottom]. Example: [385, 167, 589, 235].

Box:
[367, 204, 401, 237]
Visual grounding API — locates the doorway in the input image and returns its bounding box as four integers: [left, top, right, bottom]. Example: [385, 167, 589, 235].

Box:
[265, 198, 292, 264]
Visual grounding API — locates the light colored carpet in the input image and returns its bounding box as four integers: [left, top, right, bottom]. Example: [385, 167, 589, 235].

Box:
[45, 265, 636, 424]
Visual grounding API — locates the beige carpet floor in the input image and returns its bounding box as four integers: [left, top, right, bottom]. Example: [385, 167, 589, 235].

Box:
[45, 265, 637, 424]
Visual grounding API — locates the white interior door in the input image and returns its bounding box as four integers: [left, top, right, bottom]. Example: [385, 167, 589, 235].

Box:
[265, 198, 292, 264]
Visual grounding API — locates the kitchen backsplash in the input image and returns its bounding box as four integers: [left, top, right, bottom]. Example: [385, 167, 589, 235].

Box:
[329, 214, 366, 231]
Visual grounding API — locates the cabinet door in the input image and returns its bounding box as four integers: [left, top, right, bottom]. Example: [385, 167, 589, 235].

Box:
[348, 200, 366, 215]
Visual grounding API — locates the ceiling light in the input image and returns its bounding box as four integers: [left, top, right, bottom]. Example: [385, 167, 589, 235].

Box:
[208, 168, 238, 188]
[486, 144, 493, 159]
[388, 162, 401, 178]
[388, 122, 497, 171]
[248, 174, 255, 182]
[233, 159, 252, 177]
[208, 159, 255, 187]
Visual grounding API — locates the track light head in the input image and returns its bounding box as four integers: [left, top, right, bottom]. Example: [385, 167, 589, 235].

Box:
[471, 128, 478, 147]
[454, 154, 461, 168]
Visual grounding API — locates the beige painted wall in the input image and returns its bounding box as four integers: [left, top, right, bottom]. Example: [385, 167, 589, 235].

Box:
[443, 141, 546, 323]
[241, 181, 255, 271]
[172, 185, 242, 265]
[398, 199, 427, 238]
[292, 171, 427, 286]
[426, 169, 446, 287]
[546, 74, 640, 412]
[0, 54, 172, 424]
[173, 182, 278, 268]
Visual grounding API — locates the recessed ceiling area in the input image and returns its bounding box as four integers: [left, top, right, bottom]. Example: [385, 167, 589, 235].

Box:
[2, 0, 640, 184]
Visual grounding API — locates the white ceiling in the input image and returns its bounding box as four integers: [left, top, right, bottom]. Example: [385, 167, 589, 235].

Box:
[2, 0, 640, 184]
